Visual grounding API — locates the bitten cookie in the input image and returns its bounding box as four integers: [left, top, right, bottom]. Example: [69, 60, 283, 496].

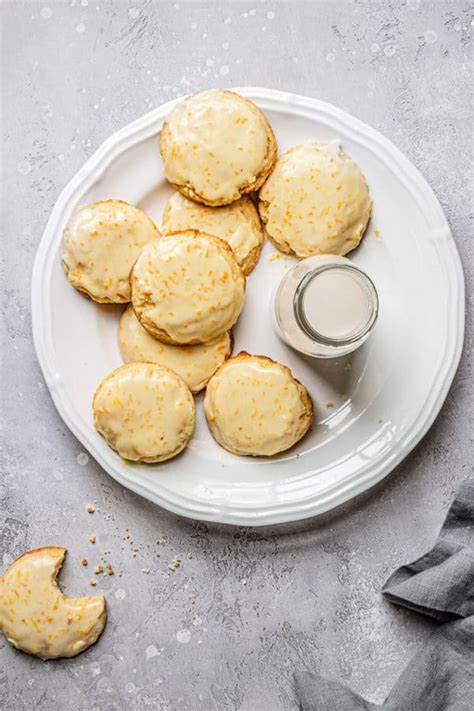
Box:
[0, 547, 106, 660]
[119, 306, 232, 394]
[160, 89, 277, 206]
[93, 362, 195, 463]
[162, 193, 264, 275]
[259, 142, 372, 258]
[61, 200, 160, 303]
[204, 353, 313, 457]
[130, 230, 245, 345]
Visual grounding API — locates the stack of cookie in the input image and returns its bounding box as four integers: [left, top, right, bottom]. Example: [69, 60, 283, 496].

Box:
[61, 89, 372, 463]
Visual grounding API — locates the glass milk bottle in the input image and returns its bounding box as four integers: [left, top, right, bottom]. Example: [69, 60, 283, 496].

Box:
[274, 255, 379, 358]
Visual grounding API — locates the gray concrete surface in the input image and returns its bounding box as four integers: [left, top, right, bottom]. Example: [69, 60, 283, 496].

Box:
[1, 1, 472, 709]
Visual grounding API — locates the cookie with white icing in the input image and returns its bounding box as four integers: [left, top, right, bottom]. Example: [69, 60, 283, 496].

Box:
[259, 142, 372, 258]
[61, 200, 160, 303]
[130, 230, 245, 345]
[160, 89, 277, 206]
[204, 353, 313, 457]
[119, 306, 232, 393]
[93, 362, 195, 463]
[162, 192, 264, 275]
[0, 547, 106, 660]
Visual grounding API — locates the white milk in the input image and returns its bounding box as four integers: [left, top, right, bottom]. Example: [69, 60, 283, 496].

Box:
[301, 268, 371, 340]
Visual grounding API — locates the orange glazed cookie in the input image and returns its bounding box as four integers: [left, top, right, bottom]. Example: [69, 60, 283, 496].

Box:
[204, 353, 313, 456]
[130, 230, 245, 345]
[61, 200, 160, 303]
[93, 363, 195, 463]
[162, 192, 264, 275]
[119, 306, 232, 394]
[259, 142, 372, 258]
[160, 89, 277, 206]
[0, 547, 106, 660]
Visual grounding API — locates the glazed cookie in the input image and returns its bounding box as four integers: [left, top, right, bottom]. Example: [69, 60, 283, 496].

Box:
[119, 306, 232, 393]
[162, 192, 264, 275]
[0, 547, 106, 660]
[160, 89, 277, 206]
[131, 230, 245, 345]
[93, 362, 195, 463]
[259, 142, 372, 258]
[204, 353, 313, 457]
[61, 200, 160, 303]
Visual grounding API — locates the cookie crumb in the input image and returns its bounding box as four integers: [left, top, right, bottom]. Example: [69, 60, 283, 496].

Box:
[106, 565, 114, 576]
[267, 252, 283, 262]
[94, 564, 104, 574]
[343, 363, 352, 371]
[89, 579, 97, 586]
[89, 535, 96, 543]
[323, 400, 334, 408]
[374, 229, 381, 237]
[81, 558, 88, 567]
[168, 556, 181, 572]
[187, 551, 193, 560]
[86, 504, 95, 513]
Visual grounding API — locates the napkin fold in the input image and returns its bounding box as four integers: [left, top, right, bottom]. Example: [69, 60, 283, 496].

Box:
[294, 479, 474, 710]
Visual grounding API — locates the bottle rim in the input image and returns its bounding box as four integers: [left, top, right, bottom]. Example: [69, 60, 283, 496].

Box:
[293, 263, 379, 347]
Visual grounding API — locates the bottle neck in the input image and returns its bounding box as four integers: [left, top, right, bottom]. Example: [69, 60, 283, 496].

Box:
[293, 263, 379, 347]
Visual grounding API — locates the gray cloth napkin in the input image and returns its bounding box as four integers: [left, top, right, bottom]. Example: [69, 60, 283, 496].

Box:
[294, 479, 474, 711]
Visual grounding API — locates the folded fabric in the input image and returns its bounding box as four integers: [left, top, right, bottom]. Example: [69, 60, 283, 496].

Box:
[382, 479, 474, 622]
[294, 479, 474, 710]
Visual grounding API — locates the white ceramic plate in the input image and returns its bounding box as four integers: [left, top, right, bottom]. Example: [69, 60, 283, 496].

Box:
[32, 88, 464, 526]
